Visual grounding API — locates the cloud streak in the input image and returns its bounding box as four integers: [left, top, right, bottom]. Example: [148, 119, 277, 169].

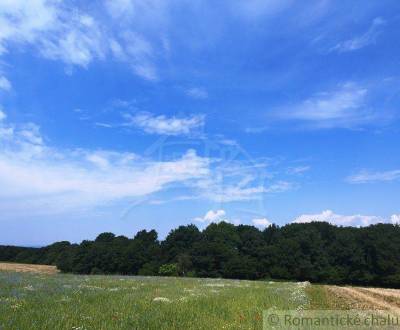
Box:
[275, 82, 375, 128]
[347, 169, 400, 184]
[0, 110, 294, 217]
[0, 76, 12, 91]
[0, 0, 164, 81]
[186, 87, 208, 100]
[0, 110, 210, 216]
[123, 112, 205, 136]
[332, 17, 386, 53]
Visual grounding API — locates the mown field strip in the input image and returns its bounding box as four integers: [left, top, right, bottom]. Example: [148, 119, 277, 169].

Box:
[0, 262, 58, 274]
[331, 286, 400, 314]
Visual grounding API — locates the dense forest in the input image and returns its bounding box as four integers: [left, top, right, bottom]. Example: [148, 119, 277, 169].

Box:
[1, 222, 400, 288]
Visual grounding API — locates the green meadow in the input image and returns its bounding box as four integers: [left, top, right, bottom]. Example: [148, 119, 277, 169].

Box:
[0, 271, 330, 330]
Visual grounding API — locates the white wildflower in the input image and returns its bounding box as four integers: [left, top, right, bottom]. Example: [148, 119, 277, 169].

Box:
[204, 283, 225, 287]
[153, 297, 171, 303]
[23, 285, 34, 291]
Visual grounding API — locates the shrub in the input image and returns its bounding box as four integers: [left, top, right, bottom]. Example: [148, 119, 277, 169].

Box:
[159, 263, 178, 276]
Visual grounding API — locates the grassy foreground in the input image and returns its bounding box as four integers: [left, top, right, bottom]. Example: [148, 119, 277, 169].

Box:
[0, 270, 327, 330]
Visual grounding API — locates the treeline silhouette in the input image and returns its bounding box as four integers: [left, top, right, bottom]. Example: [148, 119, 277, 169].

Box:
[1, 222, 400, 288]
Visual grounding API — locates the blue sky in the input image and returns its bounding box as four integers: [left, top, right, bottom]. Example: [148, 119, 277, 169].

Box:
[1, 0, 400, 246]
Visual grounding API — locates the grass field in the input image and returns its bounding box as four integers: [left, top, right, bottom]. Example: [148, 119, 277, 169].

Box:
[1, 263, 399, 329]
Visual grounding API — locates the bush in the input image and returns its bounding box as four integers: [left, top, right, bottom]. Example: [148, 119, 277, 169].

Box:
[159, 263, 178, 276]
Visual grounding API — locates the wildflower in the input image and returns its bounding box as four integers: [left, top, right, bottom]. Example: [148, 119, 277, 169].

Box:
[204, 283, 225, 287]
[152, 297, 171, 303]
[108, 288, 119, 291]
[58, 296, 71, 302]
[23, 285, 34, 291]
[10, 303, 23, 311]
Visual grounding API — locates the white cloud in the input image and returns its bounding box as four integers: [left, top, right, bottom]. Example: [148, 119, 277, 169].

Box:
[0, 109, 6, 121]
[132, 63, 158, 81]
[193, 209, 241, 225]
[105, 0, 168, 21]
[347, 169, 400, 184]
[293, 210, 385, 227]
[287, 166, 310, 175]
[278, 82, 370, 128]
[188, 153, 293, 203]
[123, 112, 205, 136]
[0, 0, 162, 80]
[0, 1, 105, 68]
[202, 185, 266, 203]
[0, 113, 210, 216]
[104, 0, 173, 81]
[332, 17, 386, 53]
[252, 218, 272, 228]
[265, 181, 294, 193]
[391, 214, 400, 225]
[0, 112, 295, 216]
[112, 32, 159, 81]
[0, 76, 12, 91]
[0, 0, 58, 54]
[39, 14, 106, 68]
[186, 87, 208, 99]
[194, 209, 226, 223]
[193, 180, 293, 203]
[105, 0, 136, 18]
[94, 122, 113, 128]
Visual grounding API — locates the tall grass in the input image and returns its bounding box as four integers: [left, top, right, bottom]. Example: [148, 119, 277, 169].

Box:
[0, 272, 323, 329]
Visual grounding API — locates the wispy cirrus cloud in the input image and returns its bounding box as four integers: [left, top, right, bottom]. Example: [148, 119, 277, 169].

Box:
[194, 175, 294, 203]
[1, 109, 294, 217]
[0, 76, 11, 91]
[346, 169, 400, 184]
[39, 14, 106, 68]
[287, 166, 310, 175]
[0, 109, 210, 216]
[0, 1, 106, 68]
[110, 32, 158, 81]
[331, 17, 386, 53]
[123, 112, 205, 136]
[0, 0, 164, 81]
[275, 82, 375, 128]
[186, 87, 208, 100]
[0, 109, 6, 121]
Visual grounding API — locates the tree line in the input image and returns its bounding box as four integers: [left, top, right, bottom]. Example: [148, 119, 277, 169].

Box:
[1, 221, 400, 288]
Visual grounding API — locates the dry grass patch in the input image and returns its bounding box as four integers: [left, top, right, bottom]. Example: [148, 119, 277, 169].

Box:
[328, 286, 400, 314]
[0, 262, 58, 274]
